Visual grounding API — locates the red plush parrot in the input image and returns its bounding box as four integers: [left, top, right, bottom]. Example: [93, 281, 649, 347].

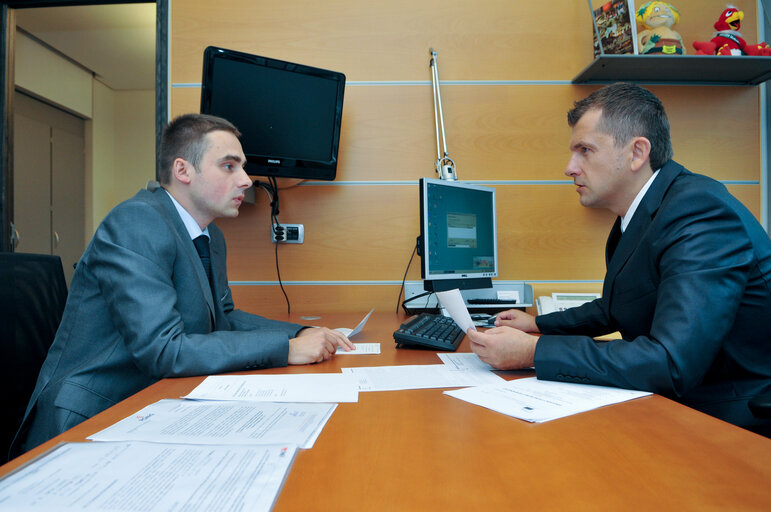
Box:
[693, 5, 771, 56]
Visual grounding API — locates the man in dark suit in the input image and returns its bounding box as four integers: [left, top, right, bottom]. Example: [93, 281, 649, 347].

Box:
[12, 114, 353, 456]
[469, 83, 771, 430]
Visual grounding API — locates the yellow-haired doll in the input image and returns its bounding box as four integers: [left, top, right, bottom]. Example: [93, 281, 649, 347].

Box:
[636, 1, 685, 55]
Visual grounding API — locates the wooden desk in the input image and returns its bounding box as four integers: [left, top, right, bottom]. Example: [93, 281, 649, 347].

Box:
[2, 312, 770, 510]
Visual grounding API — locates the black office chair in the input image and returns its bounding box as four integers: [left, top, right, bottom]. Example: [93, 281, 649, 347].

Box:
[0, 253, 68, 463]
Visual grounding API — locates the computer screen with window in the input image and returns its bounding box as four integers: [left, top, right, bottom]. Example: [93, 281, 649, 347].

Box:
[418, 178, 498, 292]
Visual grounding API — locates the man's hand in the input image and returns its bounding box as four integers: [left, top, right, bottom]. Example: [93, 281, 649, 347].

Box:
[467, 327, 538, 370]
[494, 309, 540, 333]
[288, 327, 355, 365]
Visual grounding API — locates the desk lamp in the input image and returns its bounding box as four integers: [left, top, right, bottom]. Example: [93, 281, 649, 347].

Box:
[430, 48, 457, 181]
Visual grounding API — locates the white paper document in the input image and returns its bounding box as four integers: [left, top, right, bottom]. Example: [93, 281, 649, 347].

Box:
[0, 441, 296, 512]
[336, 342, 381, 355]
[342, 364, 504, 392]
[438, 352, 495, 371]
[87, 399, 336, 449]
[444, 377, 652, 423]
[496, 290, 520, 302]
[435, 289, 476, 333]
[184, 373, 358, 403]
[334, 308, 374, 338]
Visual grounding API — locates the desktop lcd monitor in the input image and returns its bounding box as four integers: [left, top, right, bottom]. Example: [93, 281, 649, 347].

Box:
[419, 178, 498, 292]
[200, 46, 345, 181]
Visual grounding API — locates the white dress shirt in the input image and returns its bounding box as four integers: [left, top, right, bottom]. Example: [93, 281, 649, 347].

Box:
[621, 170, 659, 233]
[164, 189, 210, 240]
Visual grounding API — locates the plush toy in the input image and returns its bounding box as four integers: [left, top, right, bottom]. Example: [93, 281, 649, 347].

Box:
[692, 5, 771, 55]
[635, 2, 685, 55]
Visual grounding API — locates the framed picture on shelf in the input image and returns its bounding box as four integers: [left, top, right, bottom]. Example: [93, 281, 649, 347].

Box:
[591, 0, 638, 56]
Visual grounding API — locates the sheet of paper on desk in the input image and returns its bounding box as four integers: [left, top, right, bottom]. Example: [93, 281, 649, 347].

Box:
[438, 352, 495, 371]
[87, 399, 336, 449]
[336, 343, 381, 354]
[444, 377, 652, 423]
[342, 364, 503, 392]
[435, 289, 475, 332]
[184, 373, 358, 403]
[334, 308, 374, 338]
[0, 441, 296, 512]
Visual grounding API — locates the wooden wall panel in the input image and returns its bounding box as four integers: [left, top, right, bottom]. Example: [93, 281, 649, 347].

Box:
[231, 284, 404, 317]
[173, 84, 760, 182]
[232, 282, 610, 318]
[171, 0, 758, 83]
[217, 185, 616, 283]
[171, 0, 766, 313]
[221, 182, 760, 280]
[727, 185, 761, 217]
[171, 0, 589, 83]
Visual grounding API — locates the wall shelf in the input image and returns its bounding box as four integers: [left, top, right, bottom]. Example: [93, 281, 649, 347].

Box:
[572, 55, 771, 86]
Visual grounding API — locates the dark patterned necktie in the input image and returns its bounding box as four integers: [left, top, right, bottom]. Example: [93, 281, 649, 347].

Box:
[193, 235, 213, 291]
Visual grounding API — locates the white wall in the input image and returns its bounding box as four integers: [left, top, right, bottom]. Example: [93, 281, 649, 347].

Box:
[15, 30, 155, 237]
[89, 84, 156, 233]
[90, 80, 116, 232]
[14, 32, 92, 118]
[114, 90, 156, 200]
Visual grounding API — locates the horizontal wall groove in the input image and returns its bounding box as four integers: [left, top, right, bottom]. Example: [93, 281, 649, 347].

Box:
[173, 80, 573, 89]
[229, 280, 605, 286]
[278, 180, 761, 186]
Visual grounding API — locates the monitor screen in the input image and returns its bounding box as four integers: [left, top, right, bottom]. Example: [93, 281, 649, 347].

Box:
[200, 46, 345, 180]
[419, 178, 498, 292]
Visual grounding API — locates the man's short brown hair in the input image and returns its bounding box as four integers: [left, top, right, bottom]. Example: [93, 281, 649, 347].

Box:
[158, 113, 241, 184]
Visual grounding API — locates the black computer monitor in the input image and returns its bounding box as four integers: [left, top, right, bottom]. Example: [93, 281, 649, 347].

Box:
[418, 178, 498, 292]
[200, 46, 346, 181]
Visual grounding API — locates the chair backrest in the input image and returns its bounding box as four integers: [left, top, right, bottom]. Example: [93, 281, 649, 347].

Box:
[0, 252, 68, 463]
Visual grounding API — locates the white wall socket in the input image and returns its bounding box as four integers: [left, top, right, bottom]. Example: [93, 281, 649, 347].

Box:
[271, 224, 304, 243]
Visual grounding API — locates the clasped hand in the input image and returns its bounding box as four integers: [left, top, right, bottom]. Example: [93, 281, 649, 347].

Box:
[288, 327, 354, 365]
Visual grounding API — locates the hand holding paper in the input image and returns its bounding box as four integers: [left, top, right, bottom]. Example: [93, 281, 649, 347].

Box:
[435, 289, 476, 333]
[467, 326, 538, 370]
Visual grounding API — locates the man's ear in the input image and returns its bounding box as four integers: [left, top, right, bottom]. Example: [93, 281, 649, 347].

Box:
[172, 157, 193, 185]
[630, 137, 651, 173]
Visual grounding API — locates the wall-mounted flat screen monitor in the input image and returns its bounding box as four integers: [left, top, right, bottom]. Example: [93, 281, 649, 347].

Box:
[200, 46, 345, 181]
[419, 178, 498, 292]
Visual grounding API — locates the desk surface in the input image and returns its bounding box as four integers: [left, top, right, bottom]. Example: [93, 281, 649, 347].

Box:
[2, 312, 770, 510]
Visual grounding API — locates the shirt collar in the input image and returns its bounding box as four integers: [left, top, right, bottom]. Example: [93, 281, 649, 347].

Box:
[164, 189, 209, 240]
[621, 169, 659, 233]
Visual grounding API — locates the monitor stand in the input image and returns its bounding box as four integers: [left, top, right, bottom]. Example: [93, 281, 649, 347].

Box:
[423, 277, 492, 293]
[404, 281, 534, 314]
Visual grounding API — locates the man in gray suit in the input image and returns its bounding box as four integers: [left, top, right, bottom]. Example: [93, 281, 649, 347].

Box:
[12, 113, 353, 455]
[468, 83, 771, 430]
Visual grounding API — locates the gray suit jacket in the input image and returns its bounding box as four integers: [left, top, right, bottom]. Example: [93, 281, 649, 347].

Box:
[14, 184, 304, 454]
[534, 161, 771, 428]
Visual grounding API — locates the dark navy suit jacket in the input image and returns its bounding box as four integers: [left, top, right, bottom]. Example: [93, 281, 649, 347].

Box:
[535, 161, 771, 428]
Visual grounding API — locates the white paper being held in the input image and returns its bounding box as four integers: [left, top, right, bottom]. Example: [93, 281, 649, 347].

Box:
[435, 289, 476, 333]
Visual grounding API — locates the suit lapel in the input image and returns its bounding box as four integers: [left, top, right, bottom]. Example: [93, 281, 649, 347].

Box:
[148, 184, 217, 325]
[603, 161, 685, 298]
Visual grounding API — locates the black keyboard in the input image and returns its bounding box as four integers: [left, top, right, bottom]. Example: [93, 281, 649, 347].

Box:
[466, 298, 517, 305]
[393, 313, 464, 351]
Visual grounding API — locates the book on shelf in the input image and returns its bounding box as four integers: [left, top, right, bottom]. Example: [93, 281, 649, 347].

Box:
[591, 0, 638, 56]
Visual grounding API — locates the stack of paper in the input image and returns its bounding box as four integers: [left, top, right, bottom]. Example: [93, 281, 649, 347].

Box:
[0, 441, 296, 512]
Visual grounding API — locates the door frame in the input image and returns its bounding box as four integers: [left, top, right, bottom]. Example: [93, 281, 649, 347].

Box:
[0, 0, 168, 252]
